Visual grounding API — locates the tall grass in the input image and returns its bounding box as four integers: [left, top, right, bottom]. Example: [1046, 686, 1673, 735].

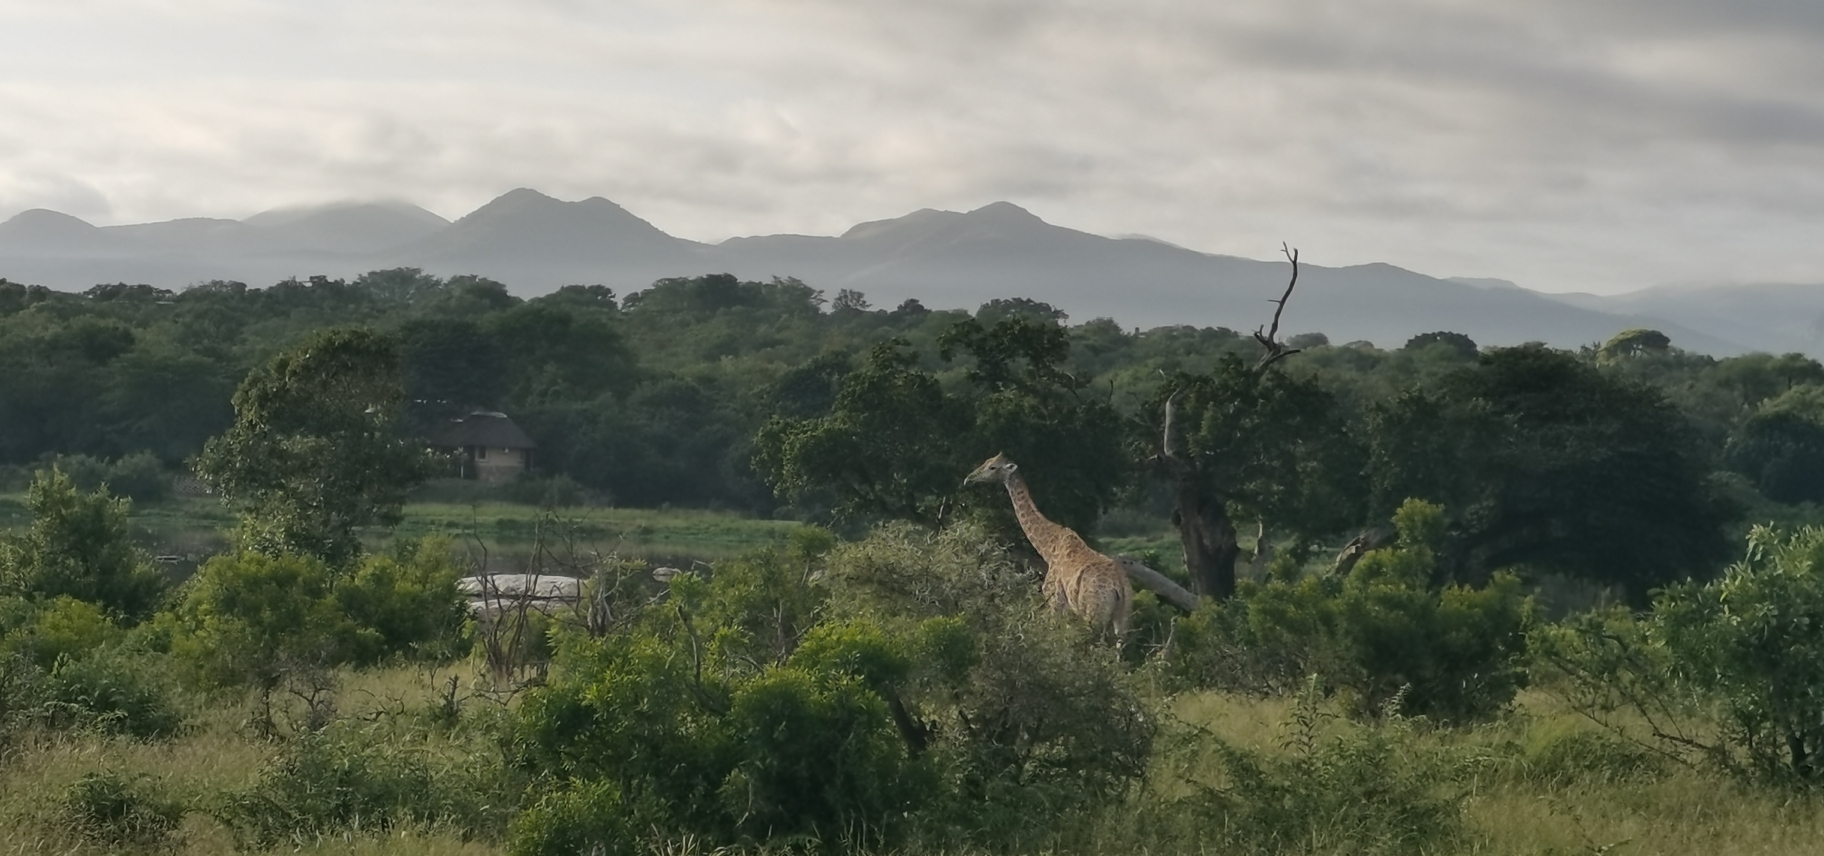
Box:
[11, 668, 1824, 856]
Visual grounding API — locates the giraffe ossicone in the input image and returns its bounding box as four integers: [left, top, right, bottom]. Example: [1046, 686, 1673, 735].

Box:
[964, 452, 1132, 641]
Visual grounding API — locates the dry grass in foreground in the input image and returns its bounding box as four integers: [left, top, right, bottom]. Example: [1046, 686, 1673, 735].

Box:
[7, 670, 1824, 856]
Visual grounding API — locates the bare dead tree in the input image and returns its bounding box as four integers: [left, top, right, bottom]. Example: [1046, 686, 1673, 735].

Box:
[1252, 244, 1304, 370]
[1151, 244, 1306, 601]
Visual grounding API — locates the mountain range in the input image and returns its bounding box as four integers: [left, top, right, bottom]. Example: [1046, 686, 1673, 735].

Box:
[3, 187, 1819, 357]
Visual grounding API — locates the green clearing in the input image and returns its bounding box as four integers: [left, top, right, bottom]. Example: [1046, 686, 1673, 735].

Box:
[383, 501, 804, 564]
[0, 493, 807, 571]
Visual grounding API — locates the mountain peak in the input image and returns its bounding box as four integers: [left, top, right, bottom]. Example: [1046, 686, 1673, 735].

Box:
[456, 189, 650, 229]
[404, 188, 698, 270]
[966, 201, 1042, 222]
[2, 208, 98, 232]
[0, 208, 112, 253]
[245, 200, 449, 231]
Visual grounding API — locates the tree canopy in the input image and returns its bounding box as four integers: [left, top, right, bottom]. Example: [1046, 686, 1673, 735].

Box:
[195, 328, 432, 566]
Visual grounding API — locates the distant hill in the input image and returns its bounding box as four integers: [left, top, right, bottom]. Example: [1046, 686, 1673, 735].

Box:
[1542, 282, 1824, 357]
[244, 201, 450, 254]
[0, 189, 1772, 355]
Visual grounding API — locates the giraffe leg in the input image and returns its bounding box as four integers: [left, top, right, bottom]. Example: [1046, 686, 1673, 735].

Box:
[1043, 572, 1071, 615]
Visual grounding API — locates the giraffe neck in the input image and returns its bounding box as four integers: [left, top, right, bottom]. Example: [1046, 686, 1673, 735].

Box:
[1004, 472, 1071, 564]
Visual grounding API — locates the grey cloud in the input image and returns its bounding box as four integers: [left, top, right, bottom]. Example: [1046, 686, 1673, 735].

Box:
[1, 0, 1824, 295]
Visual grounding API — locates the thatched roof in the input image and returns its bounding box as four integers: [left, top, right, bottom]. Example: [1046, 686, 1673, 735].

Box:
[429, 411, 537, 449]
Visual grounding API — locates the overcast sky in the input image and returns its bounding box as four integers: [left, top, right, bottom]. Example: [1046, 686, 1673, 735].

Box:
[2, 0, 1822, 295]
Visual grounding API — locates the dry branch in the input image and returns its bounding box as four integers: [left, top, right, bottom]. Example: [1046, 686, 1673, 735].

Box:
[1114, 555, 1200, 613]
[1253, 243, 1303, 370]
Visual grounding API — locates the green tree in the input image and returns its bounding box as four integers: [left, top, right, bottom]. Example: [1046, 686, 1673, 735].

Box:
[195, 328, 433, 567]
[1370, 345, 1733, 595]
[756, 317, 1129, 535]
[1597, 328, 1672, 362]
[0, 469, 166, 622]
[1151, 356, 1365, 599]
[754, 340, 966, 525]
[487, 303, 638, 403]
[1725, 410, 1824, 504]
[1654, 525, 1824, 781]
[1401, 331, 1478, 360]
[1169, 500, 1531, 722]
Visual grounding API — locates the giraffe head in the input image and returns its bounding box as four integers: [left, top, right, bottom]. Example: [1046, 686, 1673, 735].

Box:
[963, 452, 1018, 486]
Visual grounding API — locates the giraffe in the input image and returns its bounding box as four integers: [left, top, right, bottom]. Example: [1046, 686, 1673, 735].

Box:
[964, 452, 1132, 641]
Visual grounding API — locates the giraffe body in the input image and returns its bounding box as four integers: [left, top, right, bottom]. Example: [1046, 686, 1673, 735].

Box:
[965, 453, 1132, 640]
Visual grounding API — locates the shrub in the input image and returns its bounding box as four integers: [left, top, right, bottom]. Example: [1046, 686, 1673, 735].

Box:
[825, 523, 1157, 846]
[57, 771, 186, 850]
[0, 468, 167, 622]
[508, 780, 657, 856]
[167, 544, 469, 689]
[1169, 500, 1532, 723]
[508, 526, 1157, 853]
[1149, 688, 1466, 856]
[166, 551, 360, 689]
[511, 627, 925, 853]
[42, 452, 171, 503]
[1, 596, 122, 669]
[1653, 524, 1824, 782]
[336, 538, 468, 663]
[0, 649, 44, 743]
[216, 720, 511, 848]
[1534, 526, 1824, 786]
[38, 647, 185, 739]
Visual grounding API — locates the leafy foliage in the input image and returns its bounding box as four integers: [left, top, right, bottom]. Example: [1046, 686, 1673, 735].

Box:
[1724, 410, 1824, 504]
[758, 315, 1129, 536]
[1152, 355, 1366, 597]
[1370, 345, 1734, 595]
[195, 327, 432, 566]
[508, 525, 1155, 853]
[36, 646, 186, 739]
[1168, 501, 1532, 722]
[755, 340, 965, 525]
[0, 468, 166, 622]
[163, 544, 465, 689]
[1655, 525, 1824, 782]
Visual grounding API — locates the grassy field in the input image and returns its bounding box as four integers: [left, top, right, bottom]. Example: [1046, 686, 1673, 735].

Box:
[8, 666, 1824, 856]
[386, 501, 803, 566]
[0, 491, 808, 576]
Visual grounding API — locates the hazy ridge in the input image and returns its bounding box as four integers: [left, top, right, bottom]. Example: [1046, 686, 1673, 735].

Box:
[4, 188, 1818, 356]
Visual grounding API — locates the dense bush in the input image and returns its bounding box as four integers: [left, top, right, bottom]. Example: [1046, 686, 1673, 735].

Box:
[335, 538, 468, 662]
[508, 524, 1155, 854]
[0, 595, 183, 739]
[1167, 500, 1532, 722]
[37, 646, 185, 739]
[509, 611, 926, 853]
[1, 596, 122, 669]
[1538, 524, 1824, 786]
[162, 541, 467, 689]
[43, 451, 171, 503]
[825, 524, 1156, 846]
[216, 719, 511, 848]
[0, 469, 167, 622]
[1655, 524, 1824, 782]
[1146, 688, 1466, 856]
[57, 771, 186, 850]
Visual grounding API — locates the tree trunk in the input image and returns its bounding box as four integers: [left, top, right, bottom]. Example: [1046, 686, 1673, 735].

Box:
[1174, 479, 1241, 600]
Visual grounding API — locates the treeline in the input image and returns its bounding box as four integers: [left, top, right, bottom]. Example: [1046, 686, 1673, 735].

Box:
[4, 269, 1824, 571]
